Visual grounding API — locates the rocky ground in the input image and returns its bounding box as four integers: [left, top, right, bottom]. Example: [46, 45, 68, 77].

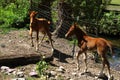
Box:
[0, 29, 120, 80]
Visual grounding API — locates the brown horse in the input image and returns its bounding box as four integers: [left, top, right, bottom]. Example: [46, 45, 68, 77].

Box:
[29, 11, 54, 51]
[65, 23, 114, 79]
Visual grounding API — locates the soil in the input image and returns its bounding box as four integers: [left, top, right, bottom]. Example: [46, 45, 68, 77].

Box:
[0, 29, 120, 80]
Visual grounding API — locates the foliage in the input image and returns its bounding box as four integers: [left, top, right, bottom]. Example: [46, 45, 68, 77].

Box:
[51, 0, 58, 24]
[36, 56, 48, 76]
[64, 0, 120, 36]
[100, 11, 120, 35]
[0, 0, 29, 33]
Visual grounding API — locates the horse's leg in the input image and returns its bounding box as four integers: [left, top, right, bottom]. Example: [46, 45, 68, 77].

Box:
[36, 31, 39, 51]
[83, 52, 87, 72]
[98, 52, 113, 80]
[29, 28, 34, 47]
[99, 55, 105, 75]
[76, 50, 83, 70]
[102, 55, 112, 79]
[47, 32, 54, 52]
[39, 34, 46, 46]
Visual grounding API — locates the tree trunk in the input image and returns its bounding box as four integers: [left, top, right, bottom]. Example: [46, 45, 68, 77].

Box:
[53, 1, 73, 38]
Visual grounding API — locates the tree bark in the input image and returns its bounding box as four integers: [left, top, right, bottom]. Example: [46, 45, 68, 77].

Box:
[53, 1, 73, 38]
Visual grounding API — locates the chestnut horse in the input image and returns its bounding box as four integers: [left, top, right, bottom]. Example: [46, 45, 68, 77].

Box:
[29, 11, 54, 51]
[65, 23, 114, 79]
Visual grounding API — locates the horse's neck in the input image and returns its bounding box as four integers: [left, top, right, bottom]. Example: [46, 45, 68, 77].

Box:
[75, 29, 87, 42]
[30, 17, 37, 24]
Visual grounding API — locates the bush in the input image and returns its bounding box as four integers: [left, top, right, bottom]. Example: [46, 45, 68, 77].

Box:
[0, 0, 30, 30]
[36, 56, 48, 76]
[100, 11, 120, 35]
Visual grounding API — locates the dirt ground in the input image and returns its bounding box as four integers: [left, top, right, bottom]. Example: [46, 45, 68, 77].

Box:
[0, 29, 120, 80]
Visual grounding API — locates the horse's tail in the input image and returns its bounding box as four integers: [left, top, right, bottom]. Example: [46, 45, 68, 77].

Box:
[107, 41, 114, 56]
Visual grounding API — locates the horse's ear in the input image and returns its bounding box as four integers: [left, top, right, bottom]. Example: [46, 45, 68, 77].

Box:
[29, 11, 38, 15]
[74, 22, 77, 28]
[29, 11, 33, 15]
[34, 11, 38, 14]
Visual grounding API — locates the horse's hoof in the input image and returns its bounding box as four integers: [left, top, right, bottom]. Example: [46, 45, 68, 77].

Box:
[81, 71, 91, 76]
[52, 48, 54, 52]
[36, 48, 39, 52]
[108, 75, 114, 80]
[83, 69, 87, 73]
[77, 67, 80, 71]
[97, 73, 108, 80]
[31, 45, 34, 47]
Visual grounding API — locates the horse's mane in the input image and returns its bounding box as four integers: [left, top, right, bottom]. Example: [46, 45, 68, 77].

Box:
[75, 23, 87, 36]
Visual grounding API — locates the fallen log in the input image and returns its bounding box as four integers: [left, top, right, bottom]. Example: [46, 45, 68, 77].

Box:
[0, 53, 53, 67]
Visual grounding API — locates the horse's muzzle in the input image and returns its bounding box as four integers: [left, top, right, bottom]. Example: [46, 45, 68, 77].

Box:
[65, 34, 68, 38]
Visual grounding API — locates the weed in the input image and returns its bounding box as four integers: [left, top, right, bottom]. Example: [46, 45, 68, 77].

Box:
[36, 56, 48, 76]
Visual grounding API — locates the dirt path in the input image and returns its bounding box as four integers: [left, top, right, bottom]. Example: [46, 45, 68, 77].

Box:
[0, 30, 120, 80]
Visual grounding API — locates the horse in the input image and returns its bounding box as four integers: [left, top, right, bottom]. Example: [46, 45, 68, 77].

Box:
[29, 11, 54, 51]
[65, 23, 114, 79]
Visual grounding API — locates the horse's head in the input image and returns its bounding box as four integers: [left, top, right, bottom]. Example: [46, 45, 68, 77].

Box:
[30, 11, 38, 18]
[65, 23, 77, 38]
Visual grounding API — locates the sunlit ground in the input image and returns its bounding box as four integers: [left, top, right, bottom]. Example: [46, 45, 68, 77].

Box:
[111, 0, 120, 4]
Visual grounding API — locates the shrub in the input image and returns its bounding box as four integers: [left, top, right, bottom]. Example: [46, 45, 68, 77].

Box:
[0, 0, 29, 31]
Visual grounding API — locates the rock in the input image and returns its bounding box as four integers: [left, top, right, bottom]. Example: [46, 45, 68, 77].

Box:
[11, 78, 26, 80]
[1, 66, 9, 70]
[20, 67, 26, 71]
[16, 71, 24, 78]
[0, 66, 10, 72]
[29, 71, 38, 77]
[55, 74, 64, 80]
[4, 69, 15, 75]
[59, 66, 64, 70]
[7, 69, 16, 73]
[95, 73, 108, 80]
[0, 44, 6, 48]
[66, 76, 71, 80]
[56, 68, 64, 73]
[80, 72, 92, 76]
[12, 71, 17, 75]
[56, 66, 65, 73]
[49, 77, 56, 80]
[71, 72, 77, 76]
[8, 40, 12, 42]
[50, 71, 57, 76]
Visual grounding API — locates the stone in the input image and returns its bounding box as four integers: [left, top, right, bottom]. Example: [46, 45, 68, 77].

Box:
[0, 66, 10, 72]
[11, 78, 26, 80]
[56, 68, 64, 73]
[71, 72, 77, 76]
[29, 71, 38, 77]
[16, 71, 24, 78]
[0, 44, 6, 48]
[7, 69, 16, 73]
[50, 71, 57, 76]
[56, 66, 65, 73]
